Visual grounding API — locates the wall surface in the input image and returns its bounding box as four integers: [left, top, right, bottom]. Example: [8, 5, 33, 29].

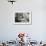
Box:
[0, 0, 46, 41]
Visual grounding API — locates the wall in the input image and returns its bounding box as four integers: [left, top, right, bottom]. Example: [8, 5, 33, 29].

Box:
[0, 0, 46, 41]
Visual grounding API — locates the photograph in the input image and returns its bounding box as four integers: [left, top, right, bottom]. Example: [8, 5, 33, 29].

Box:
[13, 12, 32, 25]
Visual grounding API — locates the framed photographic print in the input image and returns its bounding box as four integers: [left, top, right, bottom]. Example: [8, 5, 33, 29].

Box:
[13, 11, 32, 25]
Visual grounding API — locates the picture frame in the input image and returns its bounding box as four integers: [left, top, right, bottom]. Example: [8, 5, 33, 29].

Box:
[13, 11, 32, 25]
